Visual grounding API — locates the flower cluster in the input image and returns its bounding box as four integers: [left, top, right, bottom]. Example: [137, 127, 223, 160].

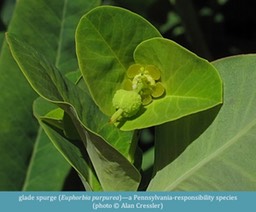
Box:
[125, 64, 165, 105]
[110, 64, 165, 123]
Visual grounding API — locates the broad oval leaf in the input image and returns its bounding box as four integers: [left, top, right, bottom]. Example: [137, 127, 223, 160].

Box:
[120, 38, 222, 130]
[148, 55, 256, 191]
[76, 6, 162, 115]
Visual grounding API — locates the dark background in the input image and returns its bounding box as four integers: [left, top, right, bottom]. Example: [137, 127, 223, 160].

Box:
[2, 0, 256, 60]
[107, 0, 256, 61]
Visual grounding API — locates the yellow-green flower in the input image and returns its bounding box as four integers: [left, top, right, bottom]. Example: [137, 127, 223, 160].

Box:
[110, 64, 165, 123]
[125, 64, 165, 105]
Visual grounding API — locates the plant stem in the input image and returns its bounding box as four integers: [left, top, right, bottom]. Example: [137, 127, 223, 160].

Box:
[109, 108, 123, 123]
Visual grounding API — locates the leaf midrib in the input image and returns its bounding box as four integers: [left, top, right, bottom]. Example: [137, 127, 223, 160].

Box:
[163, 94, 220, 104]
[55, 0, 68, 68]
[84, 16, 126, 71]
[22, 127, 42, 191]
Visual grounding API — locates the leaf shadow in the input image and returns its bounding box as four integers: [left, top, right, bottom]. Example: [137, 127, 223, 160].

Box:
[153, 104, 222, 175]
[116, 107, 147, 128]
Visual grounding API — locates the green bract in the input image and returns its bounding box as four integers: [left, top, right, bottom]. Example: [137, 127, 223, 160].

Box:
[75, 6, 162, 117]
[76, 6, 223, 131]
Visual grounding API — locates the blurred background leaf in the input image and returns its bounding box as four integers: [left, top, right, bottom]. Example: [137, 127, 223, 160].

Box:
[0, 0, 100, 190]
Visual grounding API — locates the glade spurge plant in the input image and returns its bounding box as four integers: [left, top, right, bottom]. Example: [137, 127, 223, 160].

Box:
[6, 5, 223, 191]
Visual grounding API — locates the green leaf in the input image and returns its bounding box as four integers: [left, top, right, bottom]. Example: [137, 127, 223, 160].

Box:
[6, 34, 141, 191]
[153, 106, 221, 175]
[33, 97, 101, 191]
[119, 38, 222, 130]
[0, 0, 100, 191]
[21, 127, 71, 191]
[148, 54, 256, 191]
[76, 6, 162, 115]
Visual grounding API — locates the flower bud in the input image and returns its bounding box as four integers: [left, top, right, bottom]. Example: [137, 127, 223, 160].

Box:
[110, 89, 142, 123]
